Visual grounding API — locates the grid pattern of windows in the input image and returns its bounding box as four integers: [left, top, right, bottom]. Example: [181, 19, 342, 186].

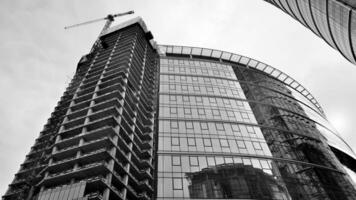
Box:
[157, 58, 282, 199]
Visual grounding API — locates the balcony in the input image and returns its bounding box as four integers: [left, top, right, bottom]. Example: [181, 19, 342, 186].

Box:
[56, 126, 116, 150]
[67, 109, 89, 121]
[74, 93, 94, 105]
[39, 162, 110, 187]
[70, 100, 91, 112]
[47, 148, 110, 172]
[62, 117, 86, 131]
[96, 83, 124, 97]
[52, 136, 114, 161]
[59, 116, 119, 139]
[100, 70, 127, 83]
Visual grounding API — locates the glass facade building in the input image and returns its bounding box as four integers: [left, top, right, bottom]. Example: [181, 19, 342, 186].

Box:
[3, 18, 356, 200]
[265, 0, 356, 65]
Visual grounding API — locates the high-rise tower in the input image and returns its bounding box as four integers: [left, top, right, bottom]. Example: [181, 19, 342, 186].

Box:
[265, 0, 356, 65]
[3, 17, 356, 200]
[3, 18, 159, 200]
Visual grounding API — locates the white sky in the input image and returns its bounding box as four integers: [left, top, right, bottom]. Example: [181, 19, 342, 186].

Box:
[1, 0, 356, 194]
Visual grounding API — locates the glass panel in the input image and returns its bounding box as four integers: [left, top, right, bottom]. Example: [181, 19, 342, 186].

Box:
[166, 46, 173, 53]
[248, 59, 258, 68]
[239, 56, 250, 65]
[221, 52, 232, 60]
[191, 47, 202, 55]
[202, 49, 212, 57]
[256, 62, 267, 70]
[211, 50, 221, 58]
[328, 1, 355, 62]
[297, 0, 321, 36]
[263, 66, 274, 74]
[286, 0, 307, 26]
[182, 47, 191, 55]
[173, 46, 182, 54]
[351, 11, 356, 59]
[230, 54, 241, 62]
[279, 0, 295, 17]
[310, 0, 337, 48]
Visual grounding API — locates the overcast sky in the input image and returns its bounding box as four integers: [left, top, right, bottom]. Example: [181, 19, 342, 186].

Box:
[1, 0, 356, 194]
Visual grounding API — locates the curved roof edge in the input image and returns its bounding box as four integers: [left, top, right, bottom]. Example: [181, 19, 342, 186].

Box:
[158, 44, 325, 116]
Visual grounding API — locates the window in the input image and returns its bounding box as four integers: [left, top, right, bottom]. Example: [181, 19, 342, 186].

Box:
[227, 111, 235, 118]
[206, 87, 213, 92]
[168, 66, 174, 72]
[246, 126, 255, 133]
[198, 108, 205, 115]
[172, 137, 180, 146]
[253, 142, 262, 150]
[237, 140, 246, 148]
[223, 99, 231, 106]
[220, 139, 229, 147]
[181, 85, 188, 91]
[203, 138, 212, 147]
[173, 178, 183, 190]
[172, 156, 181, 166]
[189, 156, 199, 166]
[179, 67, 185, 72]
[216, 123, 225, 131]
[161, 59, 168, 64]
[169, 75, 175, 81]
[196, 97, 203, 104]
[171, 121, 178, 129]
[207, 157, 215, 166]
[232, 90, 239, 96]
[236, 101, 244, 107]
[204, 77, 211, 83]
[193, 86, 200, 92]
[219, 88, 227, 94]
[169, 84, 176, 90]
[169, 95, 177, 102]
[201, 69, 208, 74]
[170, 107, 177, 114]
[200, 122, 208, 130]
[241, 112, 250, 120]
[192, 76, 198, 81]
[225, 157, 233, 164]
[180, 76, 187, 81]
[188, 138, 196, 146]
[216, 78, 223, 83]
[212, 109, 220, 116]
[186, 121, 193, 129]
[209, 97, 216, 104]
[184, 108, 191, 115]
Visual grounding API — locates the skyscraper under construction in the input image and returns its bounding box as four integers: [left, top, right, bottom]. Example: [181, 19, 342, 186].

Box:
[3, 17, 356, 200]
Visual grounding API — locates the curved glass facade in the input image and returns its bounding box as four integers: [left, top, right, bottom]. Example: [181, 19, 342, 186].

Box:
[157, 45, 356, 199]
[265, 0, 356, 65]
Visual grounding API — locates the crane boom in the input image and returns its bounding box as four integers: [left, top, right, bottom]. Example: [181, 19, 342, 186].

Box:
[64, 10, 134, 30]
[64, 17, 106, 30]
[64, 10, 134, 53]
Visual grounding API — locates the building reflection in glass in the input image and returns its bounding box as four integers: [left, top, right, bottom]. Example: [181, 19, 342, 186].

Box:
[185, 163, 291, 199]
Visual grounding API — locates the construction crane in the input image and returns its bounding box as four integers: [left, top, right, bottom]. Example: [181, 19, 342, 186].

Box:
[65, 10, 134, 53]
